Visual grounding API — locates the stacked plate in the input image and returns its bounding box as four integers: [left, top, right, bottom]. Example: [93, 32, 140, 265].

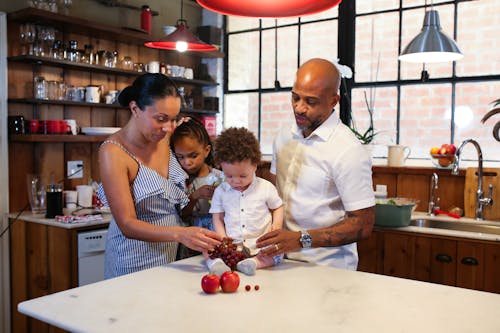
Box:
[81, 127, 120, 135]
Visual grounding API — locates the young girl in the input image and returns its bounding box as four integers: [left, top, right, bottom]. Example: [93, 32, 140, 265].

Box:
[171, 118, 224, 232]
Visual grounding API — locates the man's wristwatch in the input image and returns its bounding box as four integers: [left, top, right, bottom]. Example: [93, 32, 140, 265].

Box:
[299, 230, 312, 248]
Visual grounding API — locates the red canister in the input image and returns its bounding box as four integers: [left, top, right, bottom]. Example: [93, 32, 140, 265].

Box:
[141, 5, 152, 35]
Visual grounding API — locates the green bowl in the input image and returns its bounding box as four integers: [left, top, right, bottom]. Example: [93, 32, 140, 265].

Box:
[375, 202, 416, 227]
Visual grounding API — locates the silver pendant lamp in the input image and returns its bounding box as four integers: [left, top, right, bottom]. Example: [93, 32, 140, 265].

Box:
[399, 7, 463, 63]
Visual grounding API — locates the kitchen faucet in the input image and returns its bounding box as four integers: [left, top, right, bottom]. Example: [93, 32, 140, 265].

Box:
[428, 172, 439, 216]
[451, 139, 493, 220]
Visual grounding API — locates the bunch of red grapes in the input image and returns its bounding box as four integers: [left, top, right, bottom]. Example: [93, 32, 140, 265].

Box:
[208, 237, 247, 270]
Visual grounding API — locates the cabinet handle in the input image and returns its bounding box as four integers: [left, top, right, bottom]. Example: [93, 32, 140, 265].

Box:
[460, 257, 479, 266]
[435, 254, 452, 263]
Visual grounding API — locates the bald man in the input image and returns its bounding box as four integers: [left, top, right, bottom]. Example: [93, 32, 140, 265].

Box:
[257, 58, 375, 270]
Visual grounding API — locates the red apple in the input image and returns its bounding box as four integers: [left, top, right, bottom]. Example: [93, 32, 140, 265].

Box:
[448, 144, 457, 154]
[201, 274, 220, 294]
[220, 271, 240, 293]
[438, 146, 448, 155]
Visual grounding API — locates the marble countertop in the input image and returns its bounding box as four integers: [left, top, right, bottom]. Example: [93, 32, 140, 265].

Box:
[18, 256, 500, 333]
[9, 210, 111, 229]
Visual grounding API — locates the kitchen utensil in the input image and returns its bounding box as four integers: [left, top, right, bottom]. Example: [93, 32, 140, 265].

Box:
[46, 183, 63, 218]
[145, 61, 160, 73]
[64, 190, 78, 209]
[85, 85, 101, 103]
[387, 145, 411, 167]
[65, 119, 78, 135]
[464, 167, 500, 220]
[80, 127, 120, 135]
[76, 185, 93, 208]
[374, 198, 418, 227]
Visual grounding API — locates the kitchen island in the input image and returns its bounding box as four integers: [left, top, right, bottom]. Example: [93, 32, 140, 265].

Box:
[18, 256, 500, 333]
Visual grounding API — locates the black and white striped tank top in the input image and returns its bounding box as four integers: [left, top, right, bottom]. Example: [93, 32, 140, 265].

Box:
[97, 140, 189, 278]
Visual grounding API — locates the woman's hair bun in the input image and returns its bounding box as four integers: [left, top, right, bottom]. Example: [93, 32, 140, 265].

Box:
[117, 86, 135, 107]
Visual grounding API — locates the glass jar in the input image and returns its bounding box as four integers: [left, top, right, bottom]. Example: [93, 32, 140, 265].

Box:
[34, 76, 47, 100]
[82, 44, 94, 64]
[67, 40, 79, 62]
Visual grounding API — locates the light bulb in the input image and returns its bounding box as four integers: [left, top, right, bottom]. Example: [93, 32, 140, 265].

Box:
[176, 41, 188, 52]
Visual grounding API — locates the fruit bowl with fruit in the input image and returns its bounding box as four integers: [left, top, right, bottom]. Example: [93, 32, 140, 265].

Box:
[429, 144, 457, 169]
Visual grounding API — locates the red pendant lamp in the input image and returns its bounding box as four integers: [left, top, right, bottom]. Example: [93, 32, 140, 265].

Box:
[145, 1, 217, 52]
[196, 0, 342, 18]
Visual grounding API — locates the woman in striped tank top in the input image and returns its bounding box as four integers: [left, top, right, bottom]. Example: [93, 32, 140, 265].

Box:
[98, 73, 223, 278]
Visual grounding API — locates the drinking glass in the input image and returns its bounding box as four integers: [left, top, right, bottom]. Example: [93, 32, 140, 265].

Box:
[27, 174, 46, 214]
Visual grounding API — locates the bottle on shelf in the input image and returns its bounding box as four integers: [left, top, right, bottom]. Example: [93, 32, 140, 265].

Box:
[141, 5, 152, 35]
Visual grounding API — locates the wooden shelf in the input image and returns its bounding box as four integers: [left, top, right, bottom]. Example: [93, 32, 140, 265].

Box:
[7, 55, 219, 86]
[9, 98, 121, 108]
[7, 7, 225, 58]
[7, 7, 149, 44]
[8, 98, 219, 114]
[9, 134, 108, 143]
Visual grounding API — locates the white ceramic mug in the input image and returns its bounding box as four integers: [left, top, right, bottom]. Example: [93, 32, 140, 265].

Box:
[146, 61, 160, 73]
[387, 145, 411, 167]
[85, 85, 101, 103]
[184, 68, 194, 80]
[65, 119, 78, 135]
[76, 185, 93, 208]
[64, 190, 78, 209]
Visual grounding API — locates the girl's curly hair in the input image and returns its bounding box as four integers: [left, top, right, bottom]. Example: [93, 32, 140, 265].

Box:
[213, 127, 261, 166]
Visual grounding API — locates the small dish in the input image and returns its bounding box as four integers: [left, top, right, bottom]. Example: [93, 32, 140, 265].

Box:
[430, 154, 455, 169]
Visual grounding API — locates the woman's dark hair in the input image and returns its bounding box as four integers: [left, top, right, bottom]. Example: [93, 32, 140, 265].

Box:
[213, 127, 261, 166]
[171, 118, 215, 167]
[117, 73, 179, 109]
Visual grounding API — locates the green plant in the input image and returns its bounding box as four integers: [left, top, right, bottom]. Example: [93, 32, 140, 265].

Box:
[480, 98, 500, 142]
[349, 91, 379, 144]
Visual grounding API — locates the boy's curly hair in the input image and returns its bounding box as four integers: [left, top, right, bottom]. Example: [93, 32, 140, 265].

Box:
[213, 127, 261, 166]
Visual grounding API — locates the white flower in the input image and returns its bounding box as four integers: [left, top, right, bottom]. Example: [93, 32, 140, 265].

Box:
[332, 59, 353, 79]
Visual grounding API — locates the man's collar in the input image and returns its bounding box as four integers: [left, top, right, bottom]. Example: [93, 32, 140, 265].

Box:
[291, 111, 340, 140]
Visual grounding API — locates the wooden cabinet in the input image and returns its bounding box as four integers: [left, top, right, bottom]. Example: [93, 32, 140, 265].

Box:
[10, 220, 108, 333]
[358, 229, 500, 294]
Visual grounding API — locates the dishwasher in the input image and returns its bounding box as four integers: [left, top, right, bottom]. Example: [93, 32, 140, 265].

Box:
[77, 228, 108, 286]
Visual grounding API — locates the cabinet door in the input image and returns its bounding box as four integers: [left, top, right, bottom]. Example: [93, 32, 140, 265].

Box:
[357, 230, 381, 273]
[456, 241, 484, 290]
[429, 238, 456, 286]
[483, 243, 500, 293]
[382, 233, 415, 279]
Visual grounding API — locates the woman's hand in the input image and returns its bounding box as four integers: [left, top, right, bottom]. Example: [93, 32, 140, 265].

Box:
[179, 227, 223, 253]
[256, 229, 302, 257]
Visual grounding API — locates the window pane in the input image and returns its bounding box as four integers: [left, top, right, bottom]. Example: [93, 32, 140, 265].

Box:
[228, 32, 260, 90]
[299, 20, 338, 64]
[355, 12, 399, 82]
[261, 26, 298, 89]
[351, 86, 398, 157]
[260, 92, 295, 155]
[399, 84, 452, 160]
[224, 93, 259, 135]
[261, 17, 298, 28]
[456, 0, 500, 77]
[455, 81, 500, 162]
[356, 0, 399, 14]
[402, 0, 449, 7]
[300, 6, 338, 22]
[400, 6, 455, 80]
[227, 17, 260, 32]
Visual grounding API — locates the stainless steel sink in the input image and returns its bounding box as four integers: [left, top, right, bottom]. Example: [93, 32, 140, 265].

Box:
[409, 219, 500, 235]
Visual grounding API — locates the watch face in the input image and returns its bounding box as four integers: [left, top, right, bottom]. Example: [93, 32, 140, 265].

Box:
[300, 231, 312, 248]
